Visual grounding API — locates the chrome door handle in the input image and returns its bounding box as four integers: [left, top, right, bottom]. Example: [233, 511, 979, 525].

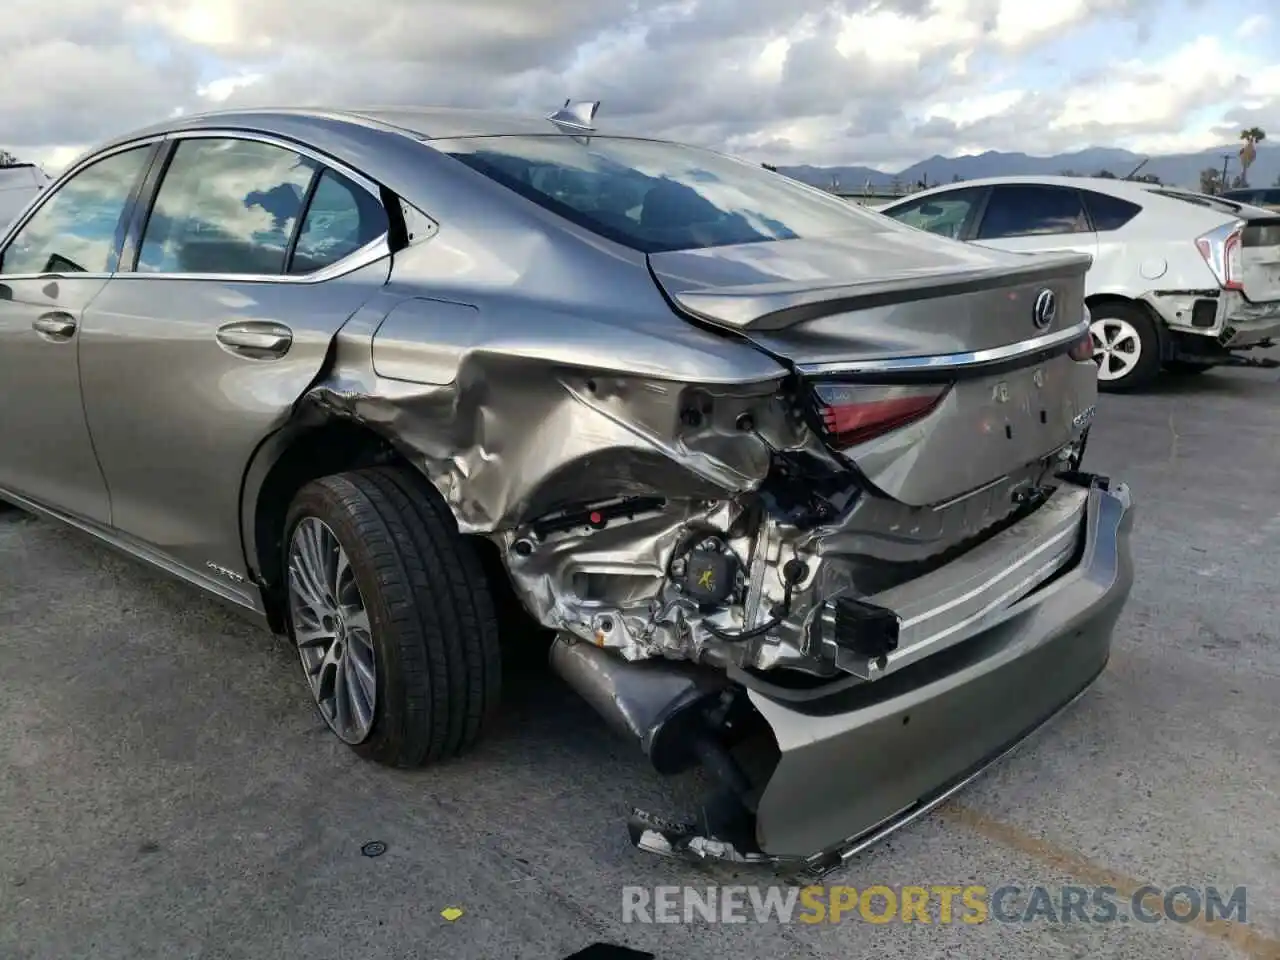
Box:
[32, 311, 78, 341]
[215, 321, 293, 359]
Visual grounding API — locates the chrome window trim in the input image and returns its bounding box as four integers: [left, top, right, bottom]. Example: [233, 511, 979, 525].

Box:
[796, 320, 1090, 376]
[0, 128, 397, 285]
[114, 128, 395, 285]
[0, 135, 168, 281]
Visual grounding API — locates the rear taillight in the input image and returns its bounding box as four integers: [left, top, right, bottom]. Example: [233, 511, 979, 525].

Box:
[1069, 329, 1095, 361]
[811, 383, 948, 449]
[1196, 220, 1245, 291]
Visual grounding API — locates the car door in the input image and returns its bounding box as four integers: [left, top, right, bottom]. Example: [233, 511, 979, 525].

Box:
[0, 143, 158, 522]
[969, 184, 1100, 268]
[77, 132, 393, 604]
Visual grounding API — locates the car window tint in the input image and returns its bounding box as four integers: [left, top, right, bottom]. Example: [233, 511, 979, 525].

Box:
[288, 169, 388, 275]
[1081, 190, 1142, 231]
[137, 138, 318, 275]
[977, 185, 1090, 240]
[883, 188, 984, 239]
[0, 147, 151, 275]
[435, 134, 888, 254]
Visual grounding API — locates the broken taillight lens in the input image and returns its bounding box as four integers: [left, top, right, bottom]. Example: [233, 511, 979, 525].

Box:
[811, 382, 949, 449]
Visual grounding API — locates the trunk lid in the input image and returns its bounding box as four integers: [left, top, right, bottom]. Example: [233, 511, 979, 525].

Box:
[1240, 215, 1280, 303]
[648, 234, 1096, 507]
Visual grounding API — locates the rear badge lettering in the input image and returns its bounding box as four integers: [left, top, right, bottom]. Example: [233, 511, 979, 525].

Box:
[1073, 405, 1097, 430]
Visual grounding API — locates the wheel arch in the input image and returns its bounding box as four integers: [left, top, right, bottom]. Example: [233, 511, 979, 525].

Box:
[1085, 292, 1172, 360]
[240, 415, 402, 633]
[240, 411, 527, 638]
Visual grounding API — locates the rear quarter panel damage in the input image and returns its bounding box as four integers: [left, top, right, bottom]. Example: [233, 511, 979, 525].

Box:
[287, 262, 816, 659]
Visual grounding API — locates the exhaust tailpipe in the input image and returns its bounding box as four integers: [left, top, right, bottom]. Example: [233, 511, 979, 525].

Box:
[548, 634, 731, 775]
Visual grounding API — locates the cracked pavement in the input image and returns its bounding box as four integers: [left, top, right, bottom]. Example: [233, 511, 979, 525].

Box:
[2, 362, 1279, 960]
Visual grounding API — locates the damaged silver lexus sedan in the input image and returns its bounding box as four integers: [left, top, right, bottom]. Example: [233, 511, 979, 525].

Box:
[0, 102, 1134, 876]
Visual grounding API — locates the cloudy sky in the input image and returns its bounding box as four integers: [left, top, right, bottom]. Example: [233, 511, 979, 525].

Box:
[2, 0, 1276, 175]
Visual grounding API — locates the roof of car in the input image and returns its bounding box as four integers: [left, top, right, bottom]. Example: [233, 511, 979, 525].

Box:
[105, 105, 628, 147]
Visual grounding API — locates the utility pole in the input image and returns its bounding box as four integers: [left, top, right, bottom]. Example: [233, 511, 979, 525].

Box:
[1220, 154, 1232, 192]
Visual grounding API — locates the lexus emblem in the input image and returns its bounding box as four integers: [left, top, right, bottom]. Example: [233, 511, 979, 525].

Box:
[1032, 289, 1056, 329]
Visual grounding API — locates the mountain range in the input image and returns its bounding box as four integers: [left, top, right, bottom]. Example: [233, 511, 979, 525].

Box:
[778, 143, 1279, 193]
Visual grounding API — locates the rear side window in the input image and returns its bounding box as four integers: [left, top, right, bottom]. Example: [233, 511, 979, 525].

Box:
[882, 187, 984, 239]
[288, 169, 389, 275]
[1081, 190, 1142, 231]
[977, 185, 1090, 239]
[434, 134, 886, 254]
[138, 138, 318, 275]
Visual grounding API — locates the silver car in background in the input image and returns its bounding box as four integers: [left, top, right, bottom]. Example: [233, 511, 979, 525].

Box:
[0, 103, 1133, 876]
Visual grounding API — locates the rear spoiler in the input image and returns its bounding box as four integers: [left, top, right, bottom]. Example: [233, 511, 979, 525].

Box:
[661, 252, 1093, 332]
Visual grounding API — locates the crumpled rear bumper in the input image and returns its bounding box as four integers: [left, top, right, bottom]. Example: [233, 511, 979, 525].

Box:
[632, 477, 1134, 876]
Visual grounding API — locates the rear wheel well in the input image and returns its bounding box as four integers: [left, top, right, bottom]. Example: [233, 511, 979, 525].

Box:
[250, 418, 541, 643]
[1086, 293, 1169, 357]
[253, 420, 399, 631]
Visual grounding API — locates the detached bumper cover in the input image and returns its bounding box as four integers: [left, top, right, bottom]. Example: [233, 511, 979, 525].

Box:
[633, 478, 1134, 876]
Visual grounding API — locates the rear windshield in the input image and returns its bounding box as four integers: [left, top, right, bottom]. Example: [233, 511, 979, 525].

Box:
[433, 135, 884, 253]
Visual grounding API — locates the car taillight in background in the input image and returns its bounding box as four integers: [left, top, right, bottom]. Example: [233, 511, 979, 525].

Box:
[1070, 304, 1095, 362]
[1195, 220, 1244, 291]
[811, 383, 949, 449]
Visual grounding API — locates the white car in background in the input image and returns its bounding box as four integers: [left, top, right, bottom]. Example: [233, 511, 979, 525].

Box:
[879, 176, 1280, 392]
[0, 164, 49, 229]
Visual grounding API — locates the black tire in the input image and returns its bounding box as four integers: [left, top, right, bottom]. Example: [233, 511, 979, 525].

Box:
[1162, 360, 1213, 375]
[283, 466, 502, 767]
[1090, 302, 1162, 393]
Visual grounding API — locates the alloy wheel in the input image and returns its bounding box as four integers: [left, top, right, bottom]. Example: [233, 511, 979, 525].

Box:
[286, 517, 377, 744]
[1090, 317, 1143, 382]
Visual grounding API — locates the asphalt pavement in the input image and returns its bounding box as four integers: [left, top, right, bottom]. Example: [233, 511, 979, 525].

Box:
[2, 364, 1278, 960]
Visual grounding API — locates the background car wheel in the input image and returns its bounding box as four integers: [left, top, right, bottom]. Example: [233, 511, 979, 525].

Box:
[1089, 303, 1162, 393]
[283, 466, 502, 767]
[1162, 360, 1214, 375]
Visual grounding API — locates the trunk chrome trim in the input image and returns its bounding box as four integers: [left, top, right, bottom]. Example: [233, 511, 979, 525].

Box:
[796, 320, 1089, 376]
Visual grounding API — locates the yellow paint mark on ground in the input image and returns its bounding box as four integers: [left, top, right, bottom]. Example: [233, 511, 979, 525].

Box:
[441, 906, 464, 922]
[948, 804, 1280, 959]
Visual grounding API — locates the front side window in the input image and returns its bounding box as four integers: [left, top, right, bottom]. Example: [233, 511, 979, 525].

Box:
[977, 185, 1090, 240]
[0, 146, 152, 275]
[137, 138, 317, 275]
[434, 135, 888, 254]
[882, 188, 984, 239]
[289, 169, 389, 275]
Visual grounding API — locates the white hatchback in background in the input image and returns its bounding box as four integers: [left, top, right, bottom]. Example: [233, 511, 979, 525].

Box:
[0, 164, 49, 230]
[879, 176, 1280, 392]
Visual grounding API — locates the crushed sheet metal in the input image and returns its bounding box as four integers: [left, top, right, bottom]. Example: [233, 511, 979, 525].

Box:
[299, 336, 1088, 681]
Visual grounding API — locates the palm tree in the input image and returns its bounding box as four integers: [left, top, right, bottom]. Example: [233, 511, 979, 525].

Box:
[1238, 127, 1267, 187]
